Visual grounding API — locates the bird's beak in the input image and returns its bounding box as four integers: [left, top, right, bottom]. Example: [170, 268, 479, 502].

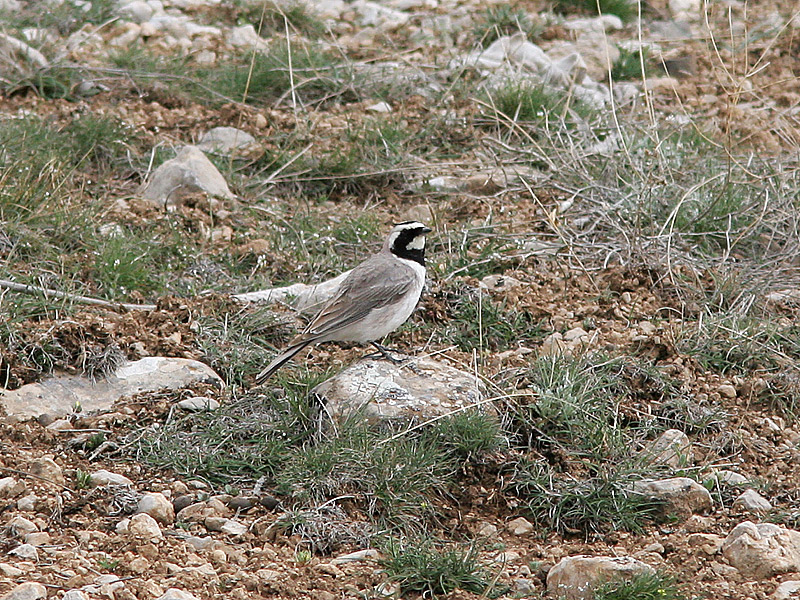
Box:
[422, 226, 432, 234]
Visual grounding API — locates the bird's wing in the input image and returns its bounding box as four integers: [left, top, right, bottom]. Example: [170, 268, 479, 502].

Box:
[293, 254, 418, 343]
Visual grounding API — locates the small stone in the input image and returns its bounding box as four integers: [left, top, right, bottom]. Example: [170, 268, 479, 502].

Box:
[219, 519, 248, 537]
[155, 590, 202, 600]
[331, 549, 380, 565]
[8, 516, 38, 536]
[563, 326, 589, 342]
[477, 523, 498, 537]
[314, 562, 344, 577]
[641, 429, 693, 468]
[1, 582, 47, 600]
[722, 521, 800, 579]
[177, 397, 220, 411]
[16, 495, 36, 512]
[128, 556, 151, 574]
[226, 496, 257, 511]
[9, 543, 38, 561]
[90, 470, 133, 487]
[254, 113, 268, 129]
[181, 535, 215, 551]
[633, 477, 713, 516]
[0, 477, 24, 497]
[688, 533, 724, 555]
[366, 101, 392, 113]
[258, 495, 280, 510]
[774, 580, 800, 600]
[506, 516, 534, 536]
[27, 457, 64, 485]
[685, 514, 714, 533]
[733, 489, 772, 514]
[718, 384, 737, 398]
[713, 470, 748, 486]
[128, 513, 163, 541]
[547, 555, 655, 600]
[172, 494, 195, 514]
[23, 533, 50, 546]
[62, 592, 89, 600]
[138, 492, 175, 524]
[494, 551, 521, 564]
[620, 291, 633, 303]
[513, 578, 537, 595]
[0, 563, 24, 577]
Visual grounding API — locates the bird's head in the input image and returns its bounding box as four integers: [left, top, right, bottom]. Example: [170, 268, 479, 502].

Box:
[385, 221, 432, 265]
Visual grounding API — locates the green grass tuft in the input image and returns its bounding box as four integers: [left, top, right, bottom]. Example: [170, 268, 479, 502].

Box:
[380, 539, 499, 597]
[474, 6, 542, 47]
[593, 571, 685, 600]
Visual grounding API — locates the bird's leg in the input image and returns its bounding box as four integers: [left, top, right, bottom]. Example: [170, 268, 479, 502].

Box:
[367, 342, 405, 364]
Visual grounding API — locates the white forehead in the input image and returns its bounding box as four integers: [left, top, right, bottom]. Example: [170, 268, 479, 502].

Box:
[387, 221, 427, 248]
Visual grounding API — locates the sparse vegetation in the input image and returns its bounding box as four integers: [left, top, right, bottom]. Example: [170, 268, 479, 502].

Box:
[380, 539, 499, 597]
[592, 571, 685, 600]
[3, 1, 800, 598]
[474, 6, 541, 46]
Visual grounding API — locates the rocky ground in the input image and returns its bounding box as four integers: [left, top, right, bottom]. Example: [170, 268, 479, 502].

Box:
[2, 0, 800, 599]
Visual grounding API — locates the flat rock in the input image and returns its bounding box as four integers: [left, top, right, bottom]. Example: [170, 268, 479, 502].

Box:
[26, 457, 64, 486]
[139, 145, 235, 209]
[722, 521, 800, 579]
[9, 543, 38, 561]
[774, 580, 800, 600]
[128, 513, 163, 541]
[641, 429, 693, 468]
[331, 549, 380, 565]
[137, 492, 175, 524]
[177, 396, 220, 412]
[313, 357, 485, 425]
[156, 589, 202, 600]
[90, 470, 133, 487]
[196, 126, 261, 158]
[546, 555, 655, 600]
[733, 489, 772, 514]
[1, 582, 47, 600]
[0, 357, 222, 420]
[0, 477, 25, 497]
[632, 477, 712, 516]
[506, 517, 534, 536]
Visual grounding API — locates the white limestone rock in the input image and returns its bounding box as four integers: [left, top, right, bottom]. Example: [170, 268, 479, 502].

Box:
[547, 555, 655, 600]
[139, 146, 235, 209]
[722, 521, 800, 579]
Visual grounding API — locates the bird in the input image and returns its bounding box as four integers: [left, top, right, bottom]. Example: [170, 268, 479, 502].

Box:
[255, 220, 432, 382]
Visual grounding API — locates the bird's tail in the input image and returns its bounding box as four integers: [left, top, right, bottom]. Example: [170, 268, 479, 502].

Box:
[255, 341, 311, 384]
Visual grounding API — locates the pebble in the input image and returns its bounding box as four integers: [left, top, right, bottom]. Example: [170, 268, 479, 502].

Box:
[156, 590, 202, 600]
[733, 489, 772, 514]
[137, 492, 175, 524]
[9, 543, 39, 561]
[24, 533, 50, 546]
[27, 457, 64, 485]
[8, 516, 38, 536]
[128, 513, 163, 541]
[90, 470, 133, 487]
[62, 592, 89, 600]
[774, 580, 800, 600]
[506, 516, 534, 536]
[0, 477, 24, 497]
[718, 384, 737, 398]
[331, 549, 380, 565]
[1, 582, 47, 600]
[177, 396, 220, 411]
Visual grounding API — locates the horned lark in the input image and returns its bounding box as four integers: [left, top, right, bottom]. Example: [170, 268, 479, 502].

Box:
[255, 221, 432, 382]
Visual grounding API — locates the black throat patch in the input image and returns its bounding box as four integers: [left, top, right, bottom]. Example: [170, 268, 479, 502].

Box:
[391, 228, 426, 266]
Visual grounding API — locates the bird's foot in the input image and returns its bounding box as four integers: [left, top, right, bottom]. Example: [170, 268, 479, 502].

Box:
[366, 342, 406, 364]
